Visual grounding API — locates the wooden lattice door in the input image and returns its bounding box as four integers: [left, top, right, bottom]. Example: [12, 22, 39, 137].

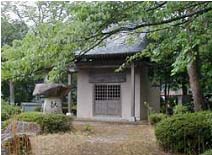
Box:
[94, 84, 121, 116]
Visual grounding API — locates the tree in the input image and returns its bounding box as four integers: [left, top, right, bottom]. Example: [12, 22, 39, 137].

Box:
[1, 13, 29, 104]
[2, 2, 212, 110]
[81, 1, 211, 111]
[1, 1, 94, 102]
[138, 2, 212, 111]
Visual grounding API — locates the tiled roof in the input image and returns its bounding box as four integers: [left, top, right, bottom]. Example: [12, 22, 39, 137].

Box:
[77, 32, 147, 56]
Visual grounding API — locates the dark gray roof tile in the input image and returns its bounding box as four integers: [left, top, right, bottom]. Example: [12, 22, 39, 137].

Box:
[77, 33, 147, 56]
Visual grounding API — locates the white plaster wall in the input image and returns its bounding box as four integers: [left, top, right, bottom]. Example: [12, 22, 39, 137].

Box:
[135, 71, 141, 120]
[77, 69, 93, 118]
[121, 70, 140, 120]
[77, 68, 141, 121]
[120, 72, 131, 120]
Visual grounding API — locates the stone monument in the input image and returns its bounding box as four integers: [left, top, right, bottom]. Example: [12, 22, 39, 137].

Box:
[33, 83, 70, 114]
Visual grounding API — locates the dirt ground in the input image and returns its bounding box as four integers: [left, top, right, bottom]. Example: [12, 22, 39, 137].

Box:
[30, 121, 174, 155]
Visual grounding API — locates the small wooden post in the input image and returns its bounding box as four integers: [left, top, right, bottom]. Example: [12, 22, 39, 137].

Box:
[9, 80, 15, 105]
[68, 73, 72, 113]
[131, 63, 135, 121]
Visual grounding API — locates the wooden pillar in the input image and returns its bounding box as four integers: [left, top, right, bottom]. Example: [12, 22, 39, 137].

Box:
[68, 73, 72, 113]
[9, 80, 15, 105]
[131, 63, 135, 120]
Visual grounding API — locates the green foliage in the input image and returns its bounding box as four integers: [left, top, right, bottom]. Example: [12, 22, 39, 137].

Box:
[1, 17, 28, 46]
[149, 113, 167, 125]
[40, 113, 72, 133]
[16, 112, 72, 133]
[173, 104, 189, 115]
[183, 102, 194, 112]
[1, 79, 39, 104]
[1, 3, 42, 103]
[2, 2, 187, 82]
[155, 112, 212, 154]
[2, 2, 212, 79]
[1, 2, 212, 109]
[1, 100, 21, 121]
[113, 2, 212, 100]
[201, 150, 212, 155]
[1, 2, 75, 82]
[200, 38, 212, 94]
[16, 112, 43, 123]
[2, 120, 11, 129]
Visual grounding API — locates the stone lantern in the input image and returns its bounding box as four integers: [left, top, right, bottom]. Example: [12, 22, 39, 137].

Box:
[33, 83, 71, 114]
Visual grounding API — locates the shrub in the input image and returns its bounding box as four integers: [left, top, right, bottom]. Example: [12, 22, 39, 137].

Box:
[1, 100, 21, 121]
[149, 113, 167, 125]
[2, 120, 11, 129]
[16, 112, 72, 133]
[40, 114, 72, 133]
[173, 104, 188, 115]
[183, 102, 194, 112]
[201, 149, 212, 155]
[16, 112, 43, 123]
[155, 111, 212, 155]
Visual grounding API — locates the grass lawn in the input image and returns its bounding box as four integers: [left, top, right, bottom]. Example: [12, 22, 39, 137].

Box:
[30, 121, 175, 155]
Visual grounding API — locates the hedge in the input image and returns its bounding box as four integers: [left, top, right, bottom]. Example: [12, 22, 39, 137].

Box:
[173, 104, 188, 115]
[1, 100, 21, 121]
[16, 112, 72, 133]
[149, 113, 167, 125]
[155, 111, 212, 155]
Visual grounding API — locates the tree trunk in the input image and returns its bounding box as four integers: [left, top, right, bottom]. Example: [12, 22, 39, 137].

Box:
[9, 80, 15, 105]
[164, 82, 167, 104]
[164, 79, 168, 114]
[181, 74, 189, 104]
[187, 59, 204, 111]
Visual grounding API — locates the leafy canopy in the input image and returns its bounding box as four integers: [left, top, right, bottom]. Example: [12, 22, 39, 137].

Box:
[2, 2, 212, 86]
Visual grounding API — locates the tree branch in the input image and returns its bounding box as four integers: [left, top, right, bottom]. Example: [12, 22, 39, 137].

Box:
[74, 5, 212, 46]
[146, 2, 167, 12]
[74, 34, 112, 63]
[103, 6, 212, 35]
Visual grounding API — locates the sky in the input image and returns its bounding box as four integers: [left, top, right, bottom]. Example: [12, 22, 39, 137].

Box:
[1, 1, 36, 25]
